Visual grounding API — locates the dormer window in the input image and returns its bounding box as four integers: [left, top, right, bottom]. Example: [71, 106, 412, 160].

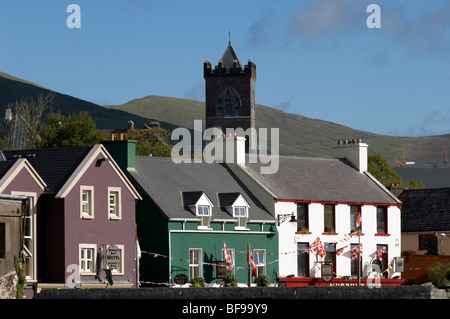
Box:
[218, 193, 250, 230]
[181, 191, 214, 230]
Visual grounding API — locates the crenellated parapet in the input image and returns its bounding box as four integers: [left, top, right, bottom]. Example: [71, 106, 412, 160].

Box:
[204, 59, 256, 79]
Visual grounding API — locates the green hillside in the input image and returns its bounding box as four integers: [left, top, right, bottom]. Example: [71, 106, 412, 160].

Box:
[1, 71, 449, 166]
[0, 72, 152, 131]
[105, 95, 450, 164]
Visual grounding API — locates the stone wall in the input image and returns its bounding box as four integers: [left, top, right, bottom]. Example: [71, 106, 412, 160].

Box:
[34, 285, 446, 299]
[0, 271, 17, 299]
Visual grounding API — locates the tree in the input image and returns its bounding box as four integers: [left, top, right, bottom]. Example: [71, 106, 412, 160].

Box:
[368, 154, 402, 186]
[39, 111, 106, 148]
[124, 127, 172, 157]
[1, 93, 54, 149]
[368, 153, 424, 190]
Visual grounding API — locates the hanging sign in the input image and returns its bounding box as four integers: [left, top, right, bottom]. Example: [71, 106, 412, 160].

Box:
[216, 261, 227, 278]
[106, 244, 121, 269]
[321, 263, 333, 283]
[174, 274, 188, 285]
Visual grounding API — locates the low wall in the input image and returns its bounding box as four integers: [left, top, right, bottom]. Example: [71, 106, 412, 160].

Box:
[34, 285, 443, 299]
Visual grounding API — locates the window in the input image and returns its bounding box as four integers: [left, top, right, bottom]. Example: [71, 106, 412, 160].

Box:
[196, 206, 211, 228]
[376, 244, 388, 278]
[350, 244, 362, 277]
[419, 234, 433, 250]
[12, 193, 36, 280]
[79, 244, 96, 274]
[80, 186, 94, 218]
[297, 243, 309, 277]
[0, 223, 5, 259]
[324, 243, 336, 276]
[108, 187, 121, 220]
[350, 205, 361, 232]
[297, 203, 308, 232]
[376, 206, 388, 234]
[324, 204, 335, 233]
[189, 249, 202, 280]
[253, 249, 266, 277]
[222, 248, 235, 275]
[233, 206, 247, 228]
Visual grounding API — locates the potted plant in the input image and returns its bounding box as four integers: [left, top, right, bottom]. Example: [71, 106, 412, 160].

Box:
[256, 274, 270, 287]
[225, 274, 238, 287]
[190, 276, 205, 287]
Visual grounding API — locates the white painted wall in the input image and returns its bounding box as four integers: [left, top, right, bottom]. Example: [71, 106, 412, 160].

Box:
[276, 201, 402, 279]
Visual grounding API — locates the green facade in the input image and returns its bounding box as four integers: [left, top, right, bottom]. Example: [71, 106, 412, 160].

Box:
[137, 197, 278, 286]
[104, 140, 279, 287]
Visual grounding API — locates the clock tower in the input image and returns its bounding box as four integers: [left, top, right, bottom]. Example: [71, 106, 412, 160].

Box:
[204, 41, 256, 151]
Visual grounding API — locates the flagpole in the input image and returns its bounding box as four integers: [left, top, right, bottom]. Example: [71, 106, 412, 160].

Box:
[248, 243, 251, 287]
[357, 214, 361, 286]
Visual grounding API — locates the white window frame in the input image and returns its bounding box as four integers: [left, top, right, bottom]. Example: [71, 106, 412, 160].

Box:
[189, 248, 202, 280]
[108, 187, 121, 220]
[233, 206, 248, 229]
[196, 205, 211, 229]
[79, 244, 97, 275]
[80, 186, 94, 219]
[11, 191, 37, 281]
[253, 249, 266, 277]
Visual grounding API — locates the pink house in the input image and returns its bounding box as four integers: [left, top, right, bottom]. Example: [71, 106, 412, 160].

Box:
[1, 144, 141, 297]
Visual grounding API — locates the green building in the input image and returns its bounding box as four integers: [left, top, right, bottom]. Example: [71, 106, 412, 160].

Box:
[105, 140, 278, 287]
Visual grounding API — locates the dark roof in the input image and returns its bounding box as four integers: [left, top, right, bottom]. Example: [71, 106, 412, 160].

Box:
[243, 156, 398, 204]
[128, 156, 274, 221]
[181, 191, 206, 206]
[220, 42, 242, 69]
[0, 160, 15, 179]
[218, 192, 242, 207]
[399, 188, 450, 232]
[394, 167, 450, 188]
[3, 147, 92, 194]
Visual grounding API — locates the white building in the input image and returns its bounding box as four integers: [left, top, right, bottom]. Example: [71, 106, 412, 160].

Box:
[228, 138, 404, 286]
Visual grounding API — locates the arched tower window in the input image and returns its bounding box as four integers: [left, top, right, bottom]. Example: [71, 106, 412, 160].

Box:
[215, 88, 241, 117]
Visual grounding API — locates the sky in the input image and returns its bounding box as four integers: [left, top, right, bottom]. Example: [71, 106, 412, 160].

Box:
[1, 0, 450, 137]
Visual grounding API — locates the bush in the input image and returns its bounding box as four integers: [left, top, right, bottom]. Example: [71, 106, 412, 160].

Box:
[225, 274, 238, 287]
[427, 261, 450, 289]
[190, 276, 205, 287]
[256, 274, 270, 287]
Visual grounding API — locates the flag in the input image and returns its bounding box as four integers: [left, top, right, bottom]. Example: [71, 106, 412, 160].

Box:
[223, 241, 233, 271]
[356, 212, 362, 228]
[250, 252, 257, 277]
[136, 225, 141, 260]
[310, 237, 326, 258]
[376, 246, 386, 259]
[350, 244, 363, 261]
[247, 249, 257, 277]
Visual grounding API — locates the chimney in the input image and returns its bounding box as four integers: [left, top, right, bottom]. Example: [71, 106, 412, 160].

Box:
[102, 140, 136, 172]
[388, 184, 403, 197]
[332, 139, 368, 173]
[224, 134, 246, 166]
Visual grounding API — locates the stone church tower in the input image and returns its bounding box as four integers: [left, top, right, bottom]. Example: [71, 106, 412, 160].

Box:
[204, 41, 256, 151]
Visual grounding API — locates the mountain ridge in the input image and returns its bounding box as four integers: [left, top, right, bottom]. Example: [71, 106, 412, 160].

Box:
[1, 71, 449, 165]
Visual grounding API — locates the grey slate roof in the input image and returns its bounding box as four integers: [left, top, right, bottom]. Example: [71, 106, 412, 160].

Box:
[127, 156, 275, 222]
[220, 42, 242, 69]
[3, 147, 92, 194]
[242, 156, 398, 204]
[394, 167, 450, 188]
[398, 188, 450, 233]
